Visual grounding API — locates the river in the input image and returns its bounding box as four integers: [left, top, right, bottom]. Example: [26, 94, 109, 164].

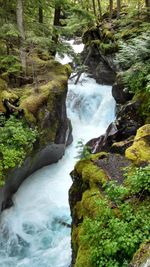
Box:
[0, 42, 116, 267]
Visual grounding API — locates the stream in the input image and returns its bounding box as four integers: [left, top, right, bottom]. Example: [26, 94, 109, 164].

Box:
[0, 42, 116, 267]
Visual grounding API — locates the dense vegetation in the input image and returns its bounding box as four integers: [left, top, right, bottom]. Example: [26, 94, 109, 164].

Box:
[0, 115, 37, 185]
[0, 0, 149, 85]
[0, 0, 150, 266]
[81, 165, 150, 267]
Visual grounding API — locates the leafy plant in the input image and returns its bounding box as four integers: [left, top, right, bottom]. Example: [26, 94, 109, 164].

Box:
[125, 165, 150, 195]
[105, 181, 129, 204]
[115, 31, 150, 70]
[75, 139, 91, 159]
[80, 165, 150, 266]
[122, 62, 150, 93]
[0, 116, 38, 184]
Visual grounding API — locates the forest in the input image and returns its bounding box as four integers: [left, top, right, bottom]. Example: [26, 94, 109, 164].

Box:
[0, 0, 150, 267]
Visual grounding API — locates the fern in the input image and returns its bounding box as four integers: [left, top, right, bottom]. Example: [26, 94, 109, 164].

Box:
[115, 31, 150, 70]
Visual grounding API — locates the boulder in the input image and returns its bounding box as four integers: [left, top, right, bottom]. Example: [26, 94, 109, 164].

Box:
[112, 82, 134, 104]
[125, 124, 150, 165]
[88, 101, 143, 154]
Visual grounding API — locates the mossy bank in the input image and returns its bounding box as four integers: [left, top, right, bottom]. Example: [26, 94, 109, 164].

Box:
[69, 10, 150, 267]
[0, 57, 72, 212]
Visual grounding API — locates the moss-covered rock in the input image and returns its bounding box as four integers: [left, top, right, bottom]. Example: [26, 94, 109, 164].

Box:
[130, 241, 150, 267]
[125, 124, 150, 165]
[0, 59, 72, 211]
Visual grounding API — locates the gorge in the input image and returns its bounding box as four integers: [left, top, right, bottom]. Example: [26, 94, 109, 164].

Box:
[0, 43, 116, 267]
[0, 2, 150, 266]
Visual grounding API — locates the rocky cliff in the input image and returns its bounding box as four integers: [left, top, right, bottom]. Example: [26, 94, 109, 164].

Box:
[0, 57, 72, 212]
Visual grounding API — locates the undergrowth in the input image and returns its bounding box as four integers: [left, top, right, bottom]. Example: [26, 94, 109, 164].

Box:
[80, 165, 150, 267]
[0, 115, 38, 185]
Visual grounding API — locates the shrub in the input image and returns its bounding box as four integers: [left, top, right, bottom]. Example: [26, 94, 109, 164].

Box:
[80, 165, 150, 266]
[0, 115, 38, 184]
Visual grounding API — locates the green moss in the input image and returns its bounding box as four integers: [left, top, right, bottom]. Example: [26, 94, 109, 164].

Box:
[0, 85, 18, 112]
[121, 27, 141, 39]
[75, 247, 91, 267]
[72, 225, 81, 256]
[90, 152, 108, 160]
[81, 188, 103, 218]
[99, 42, 118, 55]
[102, 28, 114, 41]
[75, 159, 91, 176]
[82, 164, 108, 188]
[72, 225, 91, 267]
[131, 240, 150, 266]
[0, 78, 7, 91]
[125, 124, 150, 164]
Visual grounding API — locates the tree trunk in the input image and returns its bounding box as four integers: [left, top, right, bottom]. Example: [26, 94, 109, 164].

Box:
[16, 0, 26, 74]
[52, 4, 61, 56]
[53, 6, 61, 27]
[109, 0, 113, 19]
[117, 0, 121, 19]
[92, 0, 97, 17]
[145, 0, 150, 16]
[97, 0, 102, 19]
[39, 1, 43, 23]
[145, 0, 150, 7]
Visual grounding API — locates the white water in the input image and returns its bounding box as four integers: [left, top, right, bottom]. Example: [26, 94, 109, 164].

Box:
[0, 43, 116, 267]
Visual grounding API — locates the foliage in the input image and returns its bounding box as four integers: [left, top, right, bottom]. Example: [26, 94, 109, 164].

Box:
[0, 115, 38, 184]
[64, 5, 95, 37]
[125, 165, 150, 195]
[115, 31, 150, 70]
[75, 139, 91, 159]
[0, 55, 21, 76]
[122, 62, 150, 93]
[105, 181, 129, 204]
[80, 165, 150, 266]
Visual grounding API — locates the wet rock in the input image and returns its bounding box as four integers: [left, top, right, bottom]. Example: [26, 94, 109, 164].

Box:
[94, 153, 131, 184]
[89, 101, 143, 154]
[88, 122, 118, 153]
[83, 46, 116, 85]
[112, 82, 134, 104]
[110, 136, 134, 154]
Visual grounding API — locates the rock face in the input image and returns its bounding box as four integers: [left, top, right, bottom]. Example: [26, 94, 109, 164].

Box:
[82, 24, 133, 102]
[69, 153, 131, 267]
[83, 46, 116, 85]
[88, 100, 143, 154]
[0, 60, 72, 212]
[69, 124, 150, 267]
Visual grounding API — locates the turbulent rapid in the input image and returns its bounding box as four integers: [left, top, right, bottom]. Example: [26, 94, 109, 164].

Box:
[0, 42, 116, 267]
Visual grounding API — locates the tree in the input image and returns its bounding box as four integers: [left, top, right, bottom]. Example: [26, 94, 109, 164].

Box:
[117, 0, 121, 18]
[39, 0, 43, 23]
[145, 0, 150, 17]
[92, 0, 97, 16]
[97, 0, 102, 19]
[16, 0, 26, 74]
[109, 0, 113, 18]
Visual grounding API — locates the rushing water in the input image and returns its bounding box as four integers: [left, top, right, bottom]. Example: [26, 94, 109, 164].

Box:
[0, 42, 116, 267]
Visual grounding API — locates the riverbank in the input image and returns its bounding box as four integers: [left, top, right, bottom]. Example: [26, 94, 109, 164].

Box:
[0, 57, 72, 212]
[69, 12, 150, 267]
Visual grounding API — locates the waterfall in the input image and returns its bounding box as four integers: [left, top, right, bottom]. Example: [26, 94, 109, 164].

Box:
[0, 41, 116, 267]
